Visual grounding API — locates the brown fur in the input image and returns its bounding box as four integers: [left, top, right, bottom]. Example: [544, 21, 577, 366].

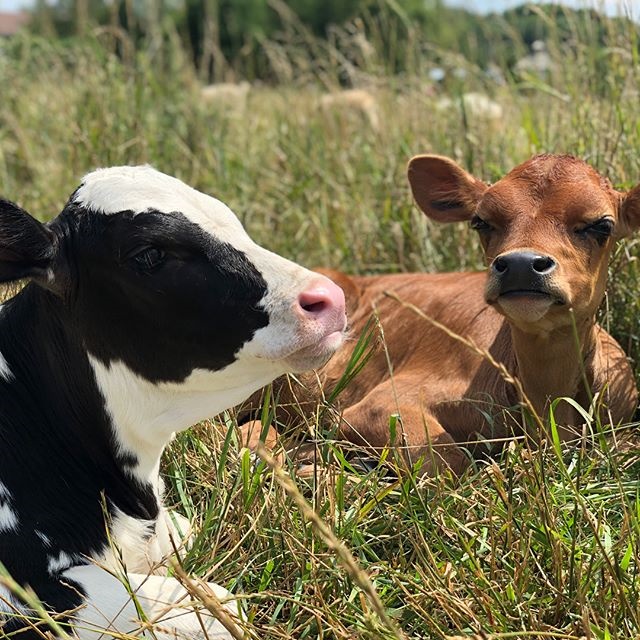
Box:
[240, 154, 640, 475]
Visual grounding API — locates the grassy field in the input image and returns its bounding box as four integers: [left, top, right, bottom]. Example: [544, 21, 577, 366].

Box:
[3, 9, 640, 638]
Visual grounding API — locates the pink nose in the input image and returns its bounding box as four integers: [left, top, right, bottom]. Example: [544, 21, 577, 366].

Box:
[297, 278, 346, 330]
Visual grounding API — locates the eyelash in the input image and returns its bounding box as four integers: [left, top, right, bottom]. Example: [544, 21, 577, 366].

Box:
[470, 216, 493, 232]
[131, 247, 166, 271]
[576, 218, 614, 241]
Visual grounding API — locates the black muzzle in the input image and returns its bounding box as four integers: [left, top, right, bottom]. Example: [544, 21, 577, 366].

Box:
[490, 251, 557, 295]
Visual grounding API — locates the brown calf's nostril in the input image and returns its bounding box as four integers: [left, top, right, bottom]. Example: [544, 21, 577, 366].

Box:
[532, 256, 556, 274]
[492, 256, 508, 274]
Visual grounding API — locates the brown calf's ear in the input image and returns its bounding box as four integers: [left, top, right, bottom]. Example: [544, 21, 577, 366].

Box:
[618, 183, 640, 238]
[0, 199, 56, 284]
[407, 154, 488, 223]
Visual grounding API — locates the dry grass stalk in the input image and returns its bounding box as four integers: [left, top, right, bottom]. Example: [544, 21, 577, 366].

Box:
[256, 443, 407, 640]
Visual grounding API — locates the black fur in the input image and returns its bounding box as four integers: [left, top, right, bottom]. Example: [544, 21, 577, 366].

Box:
[0, 200, 56, 283]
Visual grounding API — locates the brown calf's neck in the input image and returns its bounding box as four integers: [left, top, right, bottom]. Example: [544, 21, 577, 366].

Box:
[509, 314, 598, 429]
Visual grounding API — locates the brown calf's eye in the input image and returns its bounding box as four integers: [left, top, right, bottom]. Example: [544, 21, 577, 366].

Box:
[470, 216, 493, 232]
[576, 218, 614, 244]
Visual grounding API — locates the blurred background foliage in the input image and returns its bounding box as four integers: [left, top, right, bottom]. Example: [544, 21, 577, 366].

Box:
[4, 0, 640, 372]
[25, 0, 639, 83]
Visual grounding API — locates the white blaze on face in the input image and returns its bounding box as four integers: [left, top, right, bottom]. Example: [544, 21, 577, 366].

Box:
[74, 166, 328, 364]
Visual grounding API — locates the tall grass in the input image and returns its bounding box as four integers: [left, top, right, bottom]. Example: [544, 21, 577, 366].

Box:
[2, 5, 640, 638]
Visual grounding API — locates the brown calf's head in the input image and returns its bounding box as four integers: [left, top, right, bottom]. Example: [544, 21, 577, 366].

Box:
[408, 154, 640, 333]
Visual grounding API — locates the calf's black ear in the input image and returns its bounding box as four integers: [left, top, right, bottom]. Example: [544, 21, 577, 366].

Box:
[0, 199, 56, 283]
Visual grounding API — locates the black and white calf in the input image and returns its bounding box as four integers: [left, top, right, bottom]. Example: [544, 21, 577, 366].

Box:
[0, 166, 346, 638]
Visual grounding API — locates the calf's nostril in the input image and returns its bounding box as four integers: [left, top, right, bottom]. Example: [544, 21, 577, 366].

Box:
[532, 256, 556, 274]
[492, 257, 508, 274]
[298, 287, 334, 316]
[300, 298, 328, 314]
[297, 279, 346, 321]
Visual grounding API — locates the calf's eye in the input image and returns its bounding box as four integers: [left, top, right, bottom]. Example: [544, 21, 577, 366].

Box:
[576, 218, 614, 244]
[470, 215, 493, 232]
[131, 247, 166, 271]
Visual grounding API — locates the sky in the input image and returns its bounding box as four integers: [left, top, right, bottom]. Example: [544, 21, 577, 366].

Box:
[0, 0, 636, 18]
[1, 0, 44, 9]
[447, 0, 636, 16]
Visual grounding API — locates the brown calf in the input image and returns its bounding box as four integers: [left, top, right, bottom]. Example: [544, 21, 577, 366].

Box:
[241, 154, 639, 475]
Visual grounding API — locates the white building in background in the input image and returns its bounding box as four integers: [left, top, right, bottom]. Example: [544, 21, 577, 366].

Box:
[515, 40, 555, 75]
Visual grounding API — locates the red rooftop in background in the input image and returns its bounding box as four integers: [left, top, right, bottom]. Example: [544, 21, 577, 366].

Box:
[0, 11, 29, 38]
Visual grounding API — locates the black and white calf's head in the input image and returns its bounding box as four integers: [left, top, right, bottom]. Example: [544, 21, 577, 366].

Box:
[0, 166, 346, 462]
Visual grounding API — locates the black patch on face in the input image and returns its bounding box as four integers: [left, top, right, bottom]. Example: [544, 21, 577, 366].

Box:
[52, 205, 270, 382]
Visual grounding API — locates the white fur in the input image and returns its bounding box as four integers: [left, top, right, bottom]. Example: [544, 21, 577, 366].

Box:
[62, 565, 240, 639]
[98, 507, 190, 575]
[89, 355, 285, 485]
[0, 585, 13, 614]
[0, 504, 18, 533]
[73, 166, 247, 234]
[0, 482, 18, 533]
[0, 481, 10, 499]
[57, 509, 232, 638]
[34, 509, 230, 637]
[237, 245, 344, 367]
[35, 530, 52, 547]
[0, 352, 12, 382]
[0, 584, 25, 617]
[47, 550, 77, 575]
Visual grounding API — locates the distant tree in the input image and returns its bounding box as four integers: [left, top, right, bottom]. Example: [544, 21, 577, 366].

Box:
[24, 0, 639, 86]
[29, 0, 110, 37]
